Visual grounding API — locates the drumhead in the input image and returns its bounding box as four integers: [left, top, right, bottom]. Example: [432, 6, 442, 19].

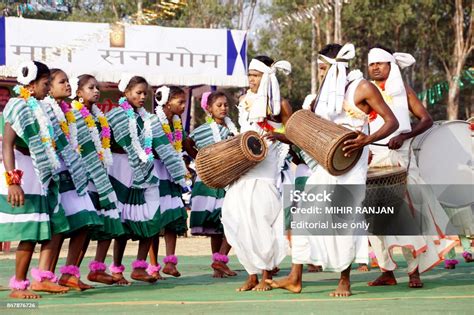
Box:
[411, 120, 473, 208]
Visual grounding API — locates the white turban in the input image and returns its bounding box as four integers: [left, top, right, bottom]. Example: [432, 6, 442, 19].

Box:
[247, 58, 291, 122]
[368, 48, 415, 96]
[316, 43, 355, 115]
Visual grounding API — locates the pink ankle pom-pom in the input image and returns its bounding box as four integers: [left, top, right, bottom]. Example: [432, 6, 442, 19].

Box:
[445, 259, 459, 266]
[31, 268, 58, 282]
[163, 255, 178, 265]
[60, 265, 81, 278]
[146, 264, 161, 275]
[9, 276, 30, 291]
[212, 253, 229, 264]
[89, 261, 107, 272]
[109, 264, 125, 274]
[131, 260, 149, 270]
[369, 252, 377, 259]
[462, 251, 472, 259]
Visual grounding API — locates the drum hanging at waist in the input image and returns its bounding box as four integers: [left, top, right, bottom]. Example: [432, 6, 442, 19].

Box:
[195, 131, 268, 189]
[285, 109, 363, 176]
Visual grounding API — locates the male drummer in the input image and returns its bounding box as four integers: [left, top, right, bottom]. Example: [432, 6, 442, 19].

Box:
[267, 43, 398, 297]
[366, 45, 456, 288]
[221, 55, 292, 292]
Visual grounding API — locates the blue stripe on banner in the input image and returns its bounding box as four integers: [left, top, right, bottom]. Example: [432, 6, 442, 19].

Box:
[239, 33, 247, 72]
[0, 17, 5, 65]
[226, 30, 238, 75]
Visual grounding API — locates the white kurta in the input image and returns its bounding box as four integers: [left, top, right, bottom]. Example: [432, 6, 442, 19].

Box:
[291, 77, 369, 272]
[368, 141, 456, 273]
[221, 92, 287, 275]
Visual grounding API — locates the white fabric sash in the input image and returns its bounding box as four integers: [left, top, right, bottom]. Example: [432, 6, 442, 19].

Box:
[315, 43, 355, 115]
[248, 59, 291, 122]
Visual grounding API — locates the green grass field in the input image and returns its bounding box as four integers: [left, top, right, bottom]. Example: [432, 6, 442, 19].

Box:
[0, 255, 473, 314]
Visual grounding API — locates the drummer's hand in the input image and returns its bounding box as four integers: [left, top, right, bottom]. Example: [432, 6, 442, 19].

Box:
[342, 131, 368, 157]
[263, 131, 281, 142]
[388, 134, 406, 150]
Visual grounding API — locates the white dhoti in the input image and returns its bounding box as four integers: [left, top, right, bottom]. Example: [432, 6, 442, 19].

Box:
[291, 148, 370, 272]
[222, 144, 287, 275]
[368, 141, 456, 273]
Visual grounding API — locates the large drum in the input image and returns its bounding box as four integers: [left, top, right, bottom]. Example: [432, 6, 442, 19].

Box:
[411, 120, 473, 208]
[195, 131, 267, 189]
[286, 109, 363, 176]
[364, 166, 408, 208]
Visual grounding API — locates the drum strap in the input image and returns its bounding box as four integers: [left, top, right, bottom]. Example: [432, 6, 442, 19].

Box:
[367, 124, 389, 146]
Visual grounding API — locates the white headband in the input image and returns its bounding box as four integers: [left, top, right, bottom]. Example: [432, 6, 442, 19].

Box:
[368, 48, 415, 96]
[17, 61, 38, 85]
[315, 43, 355, 115]
[118, 73, 134, 92]
[155, 86, 170, 107]
[247, 58, 291, 122]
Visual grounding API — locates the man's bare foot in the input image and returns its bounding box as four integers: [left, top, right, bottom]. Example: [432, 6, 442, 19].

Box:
[271, 267, 280, 276]
[408, 273, 423, 288]
[111, 273, 131, 286]
[357, 264, 369, 272]
[329, 278, 352, 297]
[236, 276, 258, 292]
[58, 274, 93, 291]
[307, 264, 322, 273]
[252, 280, 272, 291]
[162, 263, 181, 277]
[31, 280, 69, 294]
[212, 269, 226, 278]
[87, 271, 115, 285]
[265, 276, 302, 293]
[9, 290, 41, 299]
[368, 271, 397, 286]
[211, 261, 237, 277]
[131, 269, 158, 283]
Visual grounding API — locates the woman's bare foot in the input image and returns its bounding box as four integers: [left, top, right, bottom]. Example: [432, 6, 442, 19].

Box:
[131, 269, 158, 283]
[87, 271, 116, 285]
[368, 271, 397, 286]
[236, 275, 258, 292]
[31, 280, 69, 294]
[58, 274, 93, 291]
[265, 274, 302, 293]
[111, 273, 131, 286]
[307, 264, 322, 273]
[150, 271, 165, 280]
[9, 290, 41, 299]
[357, 263, 369, 272]
[163, 263, 181, 277]
[212, 269, 226, 278]
[211, 261, 237, 277]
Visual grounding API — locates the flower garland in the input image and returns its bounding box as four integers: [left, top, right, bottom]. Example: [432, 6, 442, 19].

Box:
[118, 97, 153, 163]
[205, 116, 239, 143]
[13, 85, 61, 170]
[43, 96, 71, 143]
[155, 104, 183, 154]
[59, 101, 80, 154]
[91, 104, 113, 166]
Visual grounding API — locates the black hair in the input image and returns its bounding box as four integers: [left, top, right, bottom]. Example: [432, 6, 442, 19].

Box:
[370, 44, 394, 55]
[318, 44, 343, 59]
[0, 86, 10, 95]
[20, 61, 50, 85]
[50, 68, 66, 81]
[125, 76, 148, 92]
[253, 55, 274, 67]
[207, 91, 228, 108]
[155, 86, 185, 105]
